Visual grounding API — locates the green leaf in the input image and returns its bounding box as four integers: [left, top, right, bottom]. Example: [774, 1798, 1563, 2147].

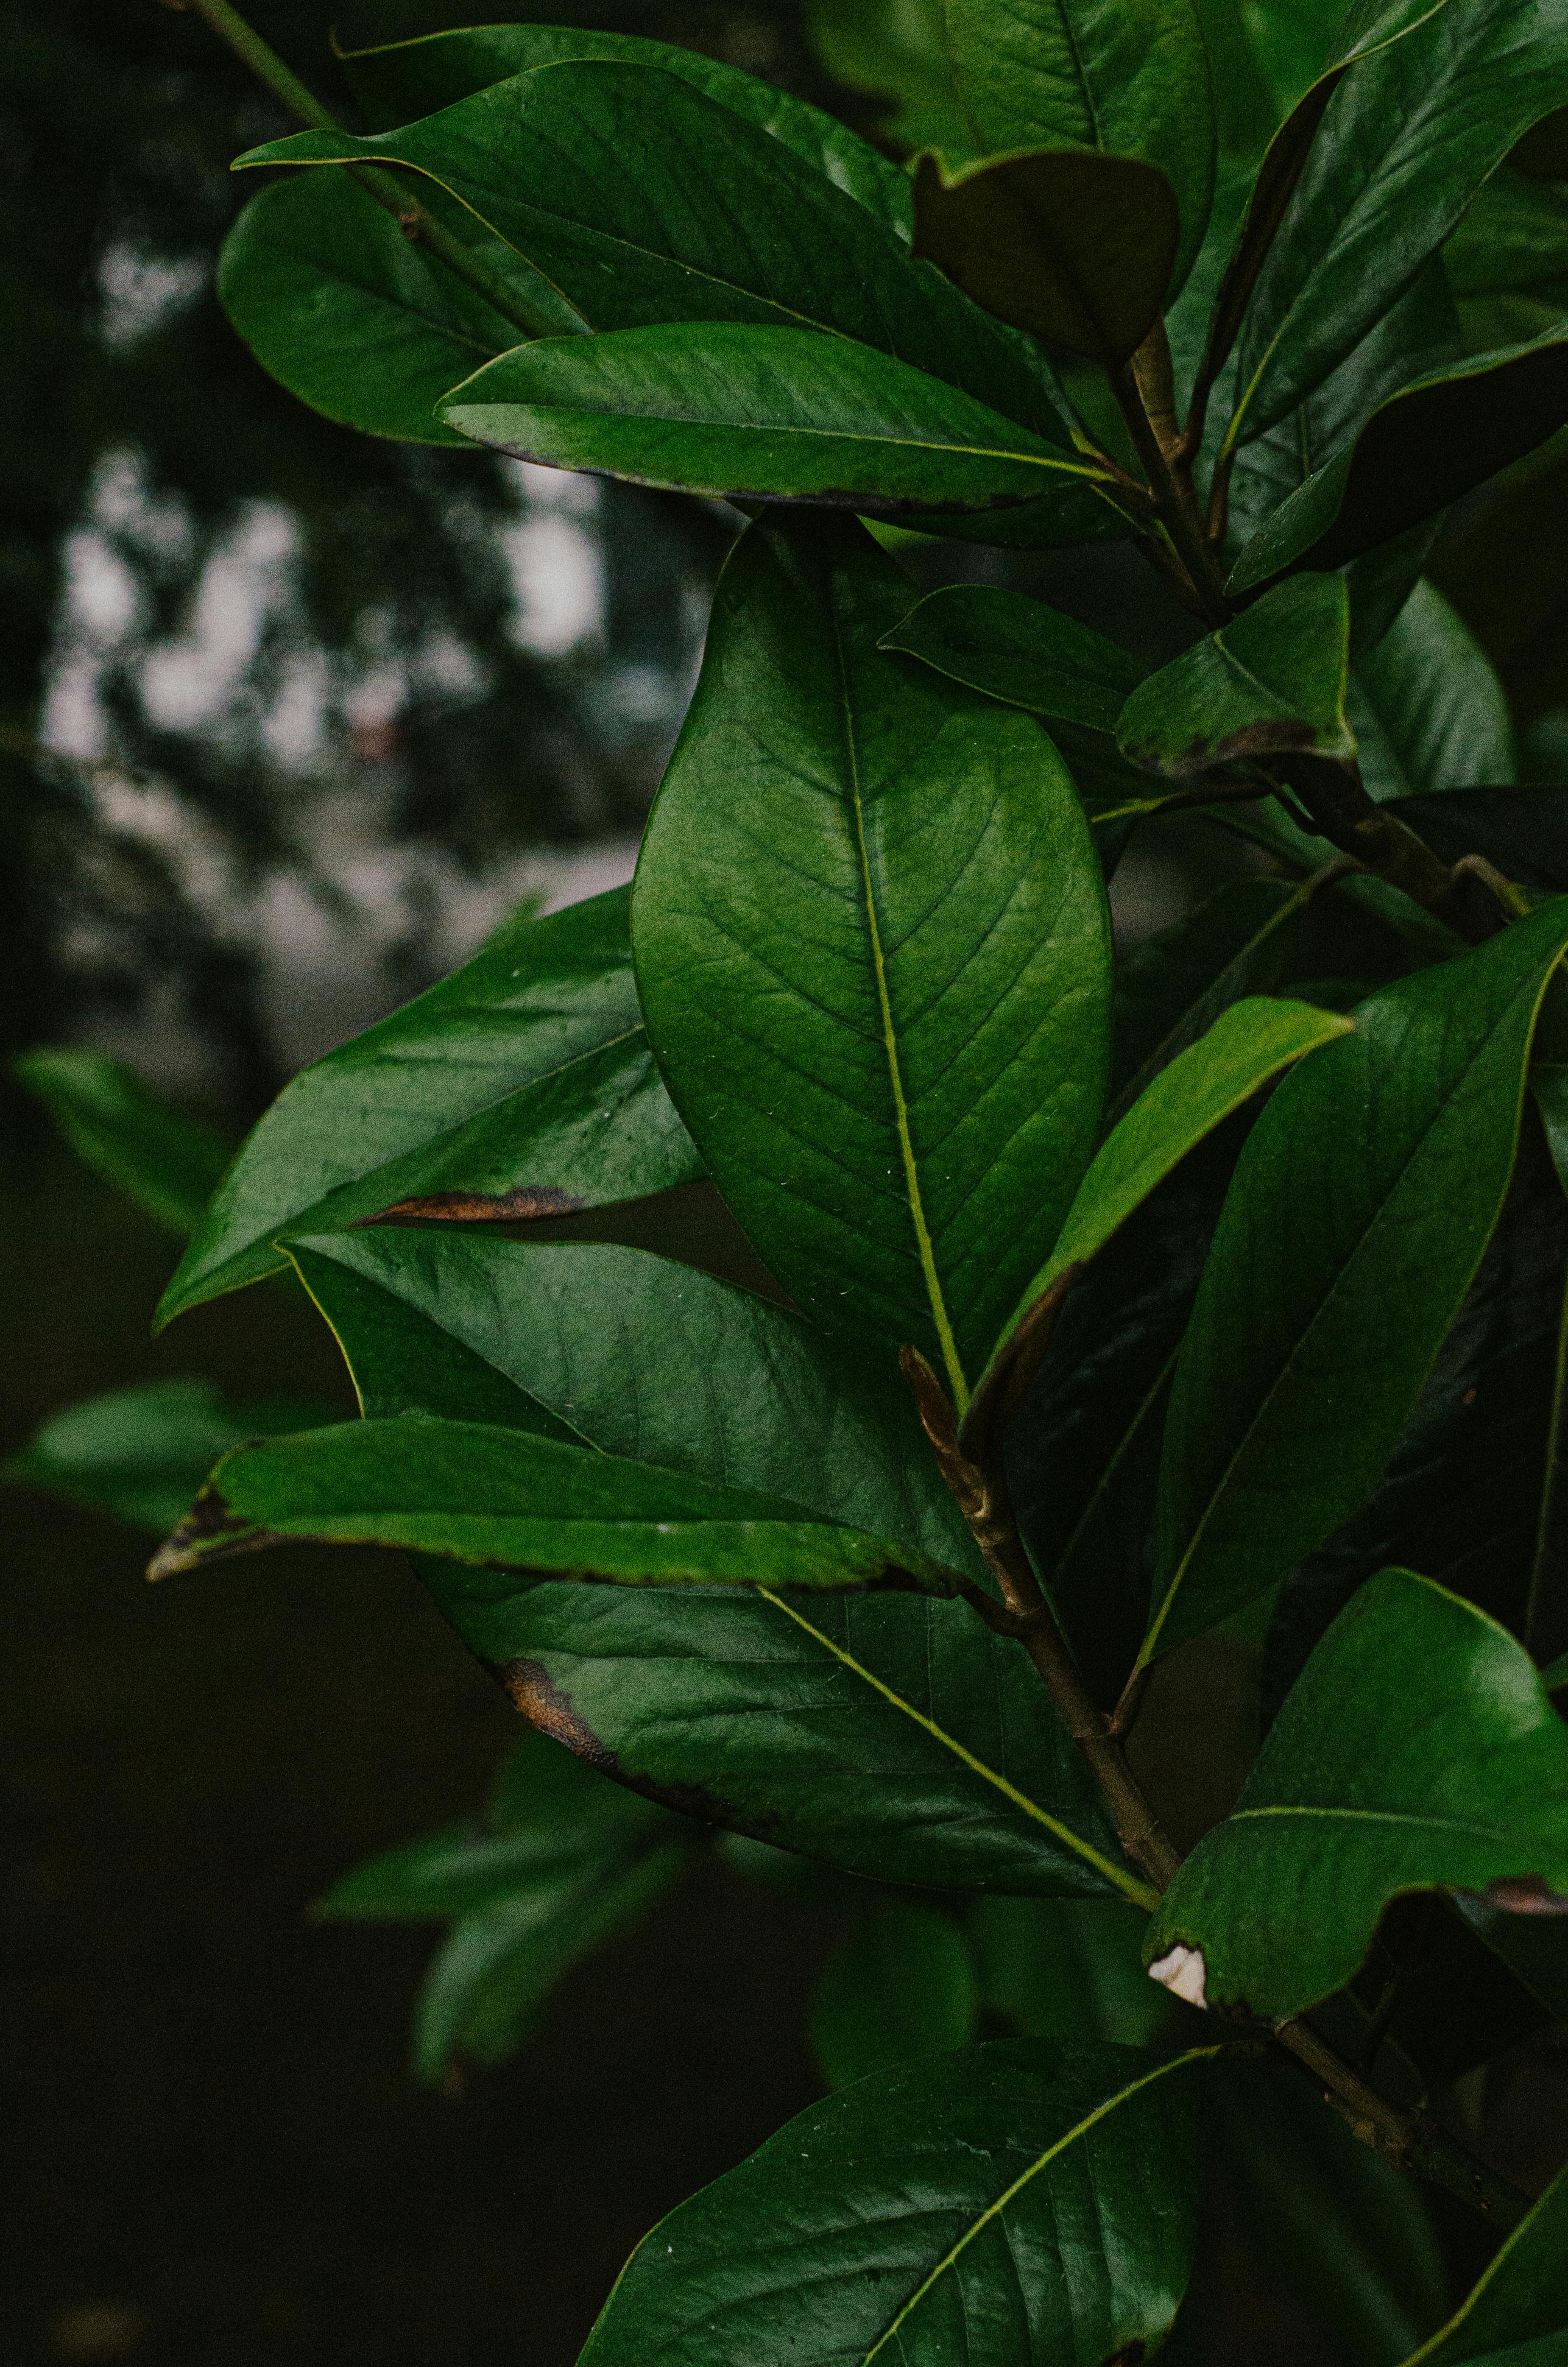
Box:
[970, 1896, 1167, 2045]
[1262, 1135, 1568, 1719]
[1145, 898, 1568, 1663]
[1192, 0, 1472, 429]
[1010, 1116, 1249, 1704]
[218, 168, 528, 445]
[911, 147, 1180, 364]
[1108, 875, 1312, 1112]
[15, 1048, 233, 1237]
[1454, 1894, 1568, 2028]
[1212, 2058, 1448, 2367]
[1350, 582, 1517, 797]
[633, 513, 1113, 1405]
[337, 22, 913, 239]
[443, 325, 1118, 534]
[154, 887, 701, 1330]
[975, 998, 1351, 1411]
[147, 1415, 963, 1596]
[414, 1841, 691, 2081]
[930, 0, 1217, 290]
[414, 1568, 1145, 1900]
[1399, 2160, 1568, 2366]
[239, 62, 1070, 448]
[1117, 574, 1353, 778]
[3, 1378, 332, 1536]
[577, 2039, 1210, 2367]
[805, 0, 973, 158]
[1228, 0, 1568, 446]
[286, 1230, 980, 1574]
[1228, 323, 1568, 593]
[1146, 1567, 1568, 2016]
[879, 584, 1148, 732]
[1446, 166, 1568, 355]
[810, 1902, 980, 2088]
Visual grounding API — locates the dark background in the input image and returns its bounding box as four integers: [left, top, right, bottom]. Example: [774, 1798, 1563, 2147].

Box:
[5, 4, 1567, 2362]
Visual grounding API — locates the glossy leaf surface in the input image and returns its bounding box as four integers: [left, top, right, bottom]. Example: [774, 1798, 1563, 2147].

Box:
[443, 325, 1115, 530]
[1117, 574, 1353, 777]
[578, 2040, 1207, 2367]
[242, 63, 1069, 444]
[810, 1902, 979, 2088]
[288, 1230, 979, 1574]
[16, 1049, 232, 1238]
[980, 998, 1349, 1395]
[337, 22, 913, 236]
[219, 168, 521, 444]
[1401, 2162, 1568, 2365]
[931, 0, 1217, 288]
[911, 147, 1179, 363]
[155, 887, 701, 1328]
[1229, 322, 1568, 591]
[1147, 1568, 1568, 2016]
[292, 1205, 1137, 1908]
[880, 584, 1147, 733]
[4, 1379, 332, 1536]
[1229, 0, 1568, 442]
[634, 514, 1112, 1404]
[1146, 898, 1568, 1662]
[149, 1415, 962, 1595]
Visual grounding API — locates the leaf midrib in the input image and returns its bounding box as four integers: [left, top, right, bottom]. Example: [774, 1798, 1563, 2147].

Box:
[861, 2048, 1207, 2364]
[836, 623, 969, 1408]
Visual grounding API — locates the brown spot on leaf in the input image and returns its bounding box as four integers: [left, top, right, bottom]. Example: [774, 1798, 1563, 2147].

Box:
[498, 1656, 779, 1833]
[146, 1483, 271, 1581]
[361, 1187, 587, 1226]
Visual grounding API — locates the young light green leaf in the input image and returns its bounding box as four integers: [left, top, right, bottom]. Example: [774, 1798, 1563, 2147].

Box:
[1146, 1568, 1568, 2017]
[4, 1378, 333, 1536]
[973, 998, 1350, 1412]
[578, 2040, 1210, 2367]
[1228, 0, 1568, 446]
[239, 62, 1069, 447]
[1397, 2159, 1568, 2365]
[930, 0, 1217, 290]
[16, 1048, 233, 1237]
[219, 169, 524, 444]
[288, 1231, 980, 1578]
[880, 584, 1148, 733]
[633, 513, 1113, 1408]
[443, 325, 1118, 532]
[337, 22, 913, 238]
[810, 1902, 980, 2089]
[1117, 573, 1353, 777]
[1145, 897, 1568, 1664]
[1229, 322, 1568, 593]
[1350, 581, 1517, 798]
[911, 147, 1180, 364]
[155, 887, 701, 1331]
[147, 1415, 963, 1596]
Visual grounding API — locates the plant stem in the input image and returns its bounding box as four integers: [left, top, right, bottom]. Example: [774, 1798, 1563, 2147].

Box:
[172, 0, 577, 342]
[1111, 336, 1231, 629]
[906, 1343, 1534, 2230]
